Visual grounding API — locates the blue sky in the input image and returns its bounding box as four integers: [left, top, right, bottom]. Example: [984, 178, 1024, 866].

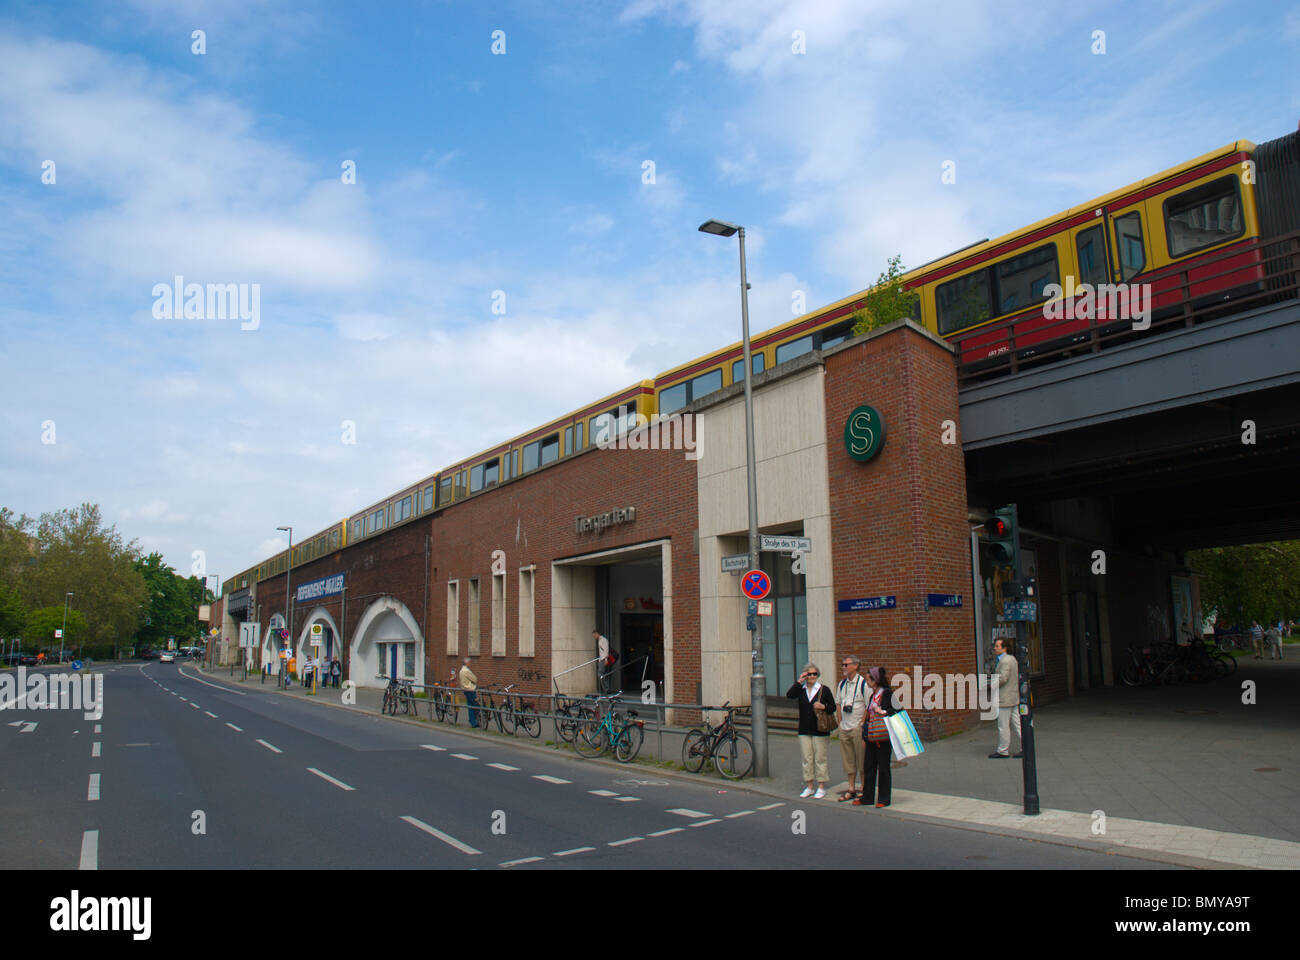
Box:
[1, 0, 1298, 585]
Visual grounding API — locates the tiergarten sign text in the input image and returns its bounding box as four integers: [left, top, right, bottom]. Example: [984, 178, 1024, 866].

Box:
[575, 507, 637, 534]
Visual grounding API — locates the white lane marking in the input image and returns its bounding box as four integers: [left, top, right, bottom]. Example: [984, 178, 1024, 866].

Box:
[189, 703, 200, 709]
[256, 739, 282, 753]
[688, 819, 721, 827]
[487, 762, 520, 771]
[725, 810, 755, 818]
[450, 753, 478, 760]
[205, 711, 218, 718]
[307, 767, 356, 791]
[667, 808, 710, 818]
[225, 722, 243, 732]
[589, 789, 619, 797]
[532, 775, 571, 784]
[178, 666, 247, 694]
[615, 796, 640, 802]
[500, 856, 543, 868]
[87, 773, 100, 801]
[608, 837, 643, 847]
[94, 724, 101, 734]
[648, 827, 684, 837]
[178, 696, 187, 701]
[79, 830, 98, 870]
[419, 744, 446, 752]
[400, 816, 481, 855]
[553, 846, 595, 857]
[757, 802, 786, 810]
[91, 742, 101, 758]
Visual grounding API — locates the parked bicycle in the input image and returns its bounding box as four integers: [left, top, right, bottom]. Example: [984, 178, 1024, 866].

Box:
[380, 675, 416, 716]
[553, 693, 597, 743]
[500, 683, 541, 738]
[476, 688, 504, 733]
[573, 696, 644, 762]
[433, 684, 460, 724]
[682, 701, 754, 779]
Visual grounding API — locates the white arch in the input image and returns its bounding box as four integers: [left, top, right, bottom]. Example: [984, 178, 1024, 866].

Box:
[261, 614, 287, 675]
[349, 596, 425, 690]
[296, 606, 343, 666]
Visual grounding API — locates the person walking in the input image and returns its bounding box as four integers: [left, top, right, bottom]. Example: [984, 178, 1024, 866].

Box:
[459, 658, 480, 728]
[835, 654, 868, 802]
[988, 638, 1023, 759]
[1265, 623, 1284, 661]
[1250, 620, 1265, 659]
[593, 629, 615, 695]
[331, 657, 342, 688]
[787, 662, 836, 800]
[853, 666, 897, 808]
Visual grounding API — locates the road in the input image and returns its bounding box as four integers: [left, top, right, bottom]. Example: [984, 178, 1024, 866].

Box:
[0, 662, 1176, 870]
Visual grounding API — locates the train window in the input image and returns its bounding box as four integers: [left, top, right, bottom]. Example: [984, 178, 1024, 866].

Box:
[936, 268, 993, 334]
[817, 320, 856, 351]
[423, 485, 434, 512]
[439, 476, 453, 505]
[563, 426, 574, 456]
[995, 243, 1058, 315]
[731, 353, 765, 384]
[574, 421, 584, 450]
[470, 464, 483, 492]
[331, 529, 340, 549]
[590, 412, 612, 446]
[395, 496, 411, 522]
[352, 519, 362, 541]
[373, 508, 385, 532]
[659, 382, 687, 416]
[1163, 175, 1243, 258]
[540, 433, 560, 465]
[1114, 213, 1146, 281]
[522, 439, 540, 473]
[1075, 226, 1109, 286]
[690, 369, 723, 402]
[456, 470, 467, 498]
[470, 458, 499, 494]
[591, 403, 635, 446]
[775, 334, 814, 364]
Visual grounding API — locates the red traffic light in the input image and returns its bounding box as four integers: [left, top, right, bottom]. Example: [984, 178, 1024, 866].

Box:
[987, 517, 1008, 537]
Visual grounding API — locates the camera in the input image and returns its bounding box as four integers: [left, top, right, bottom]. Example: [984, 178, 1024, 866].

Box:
[843, 705, 853, 715]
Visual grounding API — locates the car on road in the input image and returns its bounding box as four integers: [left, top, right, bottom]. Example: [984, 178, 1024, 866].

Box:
[159, 651, 176, 663]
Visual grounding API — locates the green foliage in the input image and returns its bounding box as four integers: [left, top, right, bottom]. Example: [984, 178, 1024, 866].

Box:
[135, 553, 208, 648]
[0, 580, 26, 639]
[1187, 541, 1300, 628]
[25, 605, 88, 651]
[849, 254, 920, 336]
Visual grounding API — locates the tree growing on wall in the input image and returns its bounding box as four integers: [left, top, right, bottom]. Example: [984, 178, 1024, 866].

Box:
[849, 254, 921, 336]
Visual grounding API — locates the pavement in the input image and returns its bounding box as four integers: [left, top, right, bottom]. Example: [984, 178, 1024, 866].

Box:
[195, 654, 1300, 869]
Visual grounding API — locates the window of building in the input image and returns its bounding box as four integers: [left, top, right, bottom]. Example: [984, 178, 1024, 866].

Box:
[1075, 226, 1109, 287]
[996, 243, 1059, 315]
[446, 581, 460, 655]
[518, 567, 535, 657]
[731, 353, 765, 384]
[491, 572, 506, 656]
[403, 642, 415, 678]
[775, 334, 814, 364]
[468, 577, 480, 656]
[1114, 213, 1146, 282]
[1164, 175, 1243, 259]
[936, 267, 994, 334]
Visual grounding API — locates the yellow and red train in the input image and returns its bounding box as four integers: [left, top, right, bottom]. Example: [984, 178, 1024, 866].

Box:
[225, 127, 1300, 589]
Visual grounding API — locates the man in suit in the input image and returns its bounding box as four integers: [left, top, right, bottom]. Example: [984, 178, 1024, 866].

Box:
[989, 638, 1023, 759]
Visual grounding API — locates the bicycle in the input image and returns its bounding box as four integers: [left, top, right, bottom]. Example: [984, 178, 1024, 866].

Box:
[573, 697, 644, 762]
[476, 688, 504, 733]
[500, 683, 540, 738]
[553, 694, 597, 743]
[433, 685, 460, 724]
[682, 702, 754, 779]
[380, 675, 415, 716]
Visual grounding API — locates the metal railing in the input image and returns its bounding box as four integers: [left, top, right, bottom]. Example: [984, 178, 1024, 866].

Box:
[953, 230, 1300, 384]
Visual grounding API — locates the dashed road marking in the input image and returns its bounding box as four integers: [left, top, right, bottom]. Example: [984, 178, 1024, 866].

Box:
[500, 856, 543, 868]
[307, 767, 356, 791]
[667, 808, 710, 818]
[614, 796, 640, 802]
[205, 711, 218, 718]
[608, 837, 643, 847]
[451, 753, 478, 760]
[725, 810, 755, 818]
[189, 703, 200, 709]
[487, 762, 520, 771]
[79, 830, 98, 870]
[757, 802, 786, 810]
[589, 789, 619, 797]
[256, 739, 282, 753]
[419, 744, 446, 752]
[93, 724, 101, 734]
[648, 827, 684, 837]
[533, 775, 570, 784]
[178, 696, 187, 701]
[553, 846, 595, 857]
[87, 774, 100, 801]
[91, 742, 101, 758]
[400, 816, 481, 855]
[688, 819, 721, 827]
[225, 723, 243, 732]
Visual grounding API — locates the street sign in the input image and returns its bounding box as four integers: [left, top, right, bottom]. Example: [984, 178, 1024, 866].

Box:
[311, 623, 323, 638]
[310, 639, 322, 648]
[1000, 601, 1038, 622]
[54, 629, 62, 639]
[721, 553, 748, 573]
[760, 535, 812, 553]
[756, 601, 773, 616]
[238, 622, 260, 649]
[925, 593, 963, 608]
[836, 595, 897, 612]
[741, 570, 771, 600]
[71, 660, 83, 671]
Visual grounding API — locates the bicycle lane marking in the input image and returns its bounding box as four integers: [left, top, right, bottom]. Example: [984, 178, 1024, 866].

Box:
[400, 816, 481, 855]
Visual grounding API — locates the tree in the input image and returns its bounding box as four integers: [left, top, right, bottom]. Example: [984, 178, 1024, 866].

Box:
[1187, 541, 1300, 628]
[0, 580, 26, 640]
[25, 606, 88, 654]
[135, 553, 208, 649]
[849, 254, 921, 336]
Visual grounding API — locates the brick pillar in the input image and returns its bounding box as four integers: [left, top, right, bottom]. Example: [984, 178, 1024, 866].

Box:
[824, 320, 976, 738]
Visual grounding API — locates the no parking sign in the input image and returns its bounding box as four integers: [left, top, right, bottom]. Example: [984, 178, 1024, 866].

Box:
[741, 569, 771, 601]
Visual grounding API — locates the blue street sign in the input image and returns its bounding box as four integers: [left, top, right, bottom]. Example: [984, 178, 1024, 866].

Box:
[836, 596, 897, 612]
[741, 570, 771, 600]
[71, 660, 83, 671]
[1000, 601, 1038, 622]
[925, 593, 963, 608]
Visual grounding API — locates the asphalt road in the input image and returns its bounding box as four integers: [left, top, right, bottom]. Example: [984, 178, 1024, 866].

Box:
[0, 662, 1177, 870]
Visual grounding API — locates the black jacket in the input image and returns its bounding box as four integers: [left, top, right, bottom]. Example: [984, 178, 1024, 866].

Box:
[786, 682, 837, 736]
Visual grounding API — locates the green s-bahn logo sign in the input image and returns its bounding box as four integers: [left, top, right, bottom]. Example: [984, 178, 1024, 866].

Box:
[844, 404, 885, 462]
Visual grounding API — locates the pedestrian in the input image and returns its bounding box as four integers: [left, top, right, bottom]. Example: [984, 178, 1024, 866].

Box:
[288, 653, 297, 682]
[1250, 620, 1265, 659]
[1266, 623, 1284, 661]
[331, 657, 342, 687]
[787, 662, 836, 800]
[592, 629, 615, 695]
[988, 638, 1023, 759]
[459, 658, 480, 728]
[835, 654, 868, 802]
[853, 666, 897, 808]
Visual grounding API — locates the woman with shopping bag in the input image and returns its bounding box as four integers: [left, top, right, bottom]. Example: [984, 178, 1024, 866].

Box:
[853, 666, 897, 808]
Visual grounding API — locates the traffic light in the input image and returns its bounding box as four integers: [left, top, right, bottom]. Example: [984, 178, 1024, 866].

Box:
[987, 505, 1018, 569]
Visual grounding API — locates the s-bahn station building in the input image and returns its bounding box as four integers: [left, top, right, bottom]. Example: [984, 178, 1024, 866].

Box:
[210, 317, 1234, 738]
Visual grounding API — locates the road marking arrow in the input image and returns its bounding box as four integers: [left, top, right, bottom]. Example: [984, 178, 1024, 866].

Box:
[6, 720, 37, 733]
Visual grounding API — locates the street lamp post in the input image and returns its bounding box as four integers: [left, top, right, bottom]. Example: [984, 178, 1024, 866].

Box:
[277, 526, 293, 667]
[60, 591, 73, 664]
[699, 218, 768, 778]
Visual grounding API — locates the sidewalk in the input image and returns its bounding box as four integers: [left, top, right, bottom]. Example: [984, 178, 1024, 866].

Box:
[193, 660, 1299, 869]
